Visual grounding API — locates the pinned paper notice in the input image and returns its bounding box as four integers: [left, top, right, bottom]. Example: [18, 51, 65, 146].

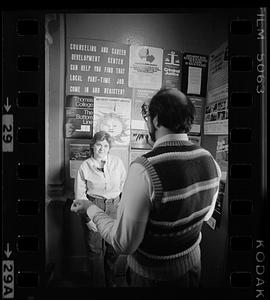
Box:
[187, 66, 202, 95]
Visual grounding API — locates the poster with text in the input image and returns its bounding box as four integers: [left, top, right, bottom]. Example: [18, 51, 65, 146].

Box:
[131, 129, 153, 150]
[207, 41, 228, 92]
[204, 84, 228, 135]
[93, 97, 131, 146]
[162, 49, 182, 89]
[128, 45, 163, 89]
[216, 135, 228, 181]
[189, 96, 205, 135]
[181, 53, 208, 97]
[131, 88, 157, 130]
[69, 144, 90, 178]
[65, 95, 94, 138]
[66, 38, 132, 98]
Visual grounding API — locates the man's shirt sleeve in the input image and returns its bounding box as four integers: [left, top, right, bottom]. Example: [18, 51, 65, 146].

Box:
[87, 162, 152, 254]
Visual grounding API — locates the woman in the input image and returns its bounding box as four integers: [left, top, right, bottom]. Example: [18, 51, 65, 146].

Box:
[74, 131, 126, 287]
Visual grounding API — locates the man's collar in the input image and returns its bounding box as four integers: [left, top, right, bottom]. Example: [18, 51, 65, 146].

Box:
[153, 133, 189, 148]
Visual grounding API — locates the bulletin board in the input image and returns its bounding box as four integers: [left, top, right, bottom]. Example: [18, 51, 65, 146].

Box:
[203, 41, 228, 230]
[64, 37, 209, 180]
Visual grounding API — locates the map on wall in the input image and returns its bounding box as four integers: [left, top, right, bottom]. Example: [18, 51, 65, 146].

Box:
[93, 96, 131, 146]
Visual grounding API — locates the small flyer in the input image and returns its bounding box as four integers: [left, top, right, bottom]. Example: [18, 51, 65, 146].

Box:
[128, 45, 163, 90]
[204, 84, 228, 135]
[65, 107, 94, 139]
[216, 135, 228, 181]
[65, 95, 95, 138]
[131, 88, 157, 130]
[131, 129, 153, 150]
[207, 41, 228, 92]
[181, 53, 208, 97]
[162, 49, 182, 89]
[189, 96, 205, 135]
[69, 144, 90, 178]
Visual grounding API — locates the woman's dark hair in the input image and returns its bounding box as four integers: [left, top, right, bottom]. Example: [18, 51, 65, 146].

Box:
[149, 88, 196, 133]
[90, 131, 112, 156]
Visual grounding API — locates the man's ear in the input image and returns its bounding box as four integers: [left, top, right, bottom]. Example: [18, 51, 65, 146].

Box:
[152, 115, 159, 129]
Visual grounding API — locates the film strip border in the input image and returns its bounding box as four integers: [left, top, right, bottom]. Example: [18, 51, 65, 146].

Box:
[228, 7, 268, 299]
[1, 8, 268, 300]
[2, 12, 46, 300]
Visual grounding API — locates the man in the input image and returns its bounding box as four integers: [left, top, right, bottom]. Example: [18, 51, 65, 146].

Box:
[71, 88, 221, 287]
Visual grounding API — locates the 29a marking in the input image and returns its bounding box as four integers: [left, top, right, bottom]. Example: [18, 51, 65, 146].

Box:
[2, 260, 14, 299]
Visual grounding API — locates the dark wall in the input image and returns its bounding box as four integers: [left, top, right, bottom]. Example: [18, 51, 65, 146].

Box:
[66, 13, 229, 55]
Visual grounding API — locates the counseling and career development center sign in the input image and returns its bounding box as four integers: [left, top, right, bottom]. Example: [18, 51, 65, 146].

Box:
[66, 38, 132, 98]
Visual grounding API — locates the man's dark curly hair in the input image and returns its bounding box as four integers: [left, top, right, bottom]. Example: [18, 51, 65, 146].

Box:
[148, 88, 196, 133]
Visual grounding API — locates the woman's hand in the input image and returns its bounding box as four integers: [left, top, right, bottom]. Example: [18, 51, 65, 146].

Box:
[70, 199, 92, 214]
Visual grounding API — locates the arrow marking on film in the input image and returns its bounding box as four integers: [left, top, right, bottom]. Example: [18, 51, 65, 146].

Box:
[4, 97, 11, 113]
[4, 243, 12, 258]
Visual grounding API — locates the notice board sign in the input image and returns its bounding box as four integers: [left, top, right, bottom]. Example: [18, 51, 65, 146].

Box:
[65, 95, 94, 138]
[189, 96, 205, 135]
[181, 53, 208, 97]
[66, 38, 132, 98]
[207, 42, 228, 91]
[128, 45, 163, 90]
[162, 49, 182, 89]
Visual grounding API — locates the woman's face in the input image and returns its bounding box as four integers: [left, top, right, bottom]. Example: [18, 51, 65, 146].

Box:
[92, 139, 110, 160]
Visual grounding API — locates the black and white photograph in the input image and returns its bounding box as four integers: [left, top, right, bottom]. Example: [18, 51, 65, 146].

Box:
[45, 10, 231, 289]
[1, 8, 267, 300]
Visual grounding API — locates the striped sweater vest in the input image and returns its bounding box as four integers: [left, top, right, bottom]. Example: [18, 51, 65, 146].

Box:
[127, 140, 220, 280]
